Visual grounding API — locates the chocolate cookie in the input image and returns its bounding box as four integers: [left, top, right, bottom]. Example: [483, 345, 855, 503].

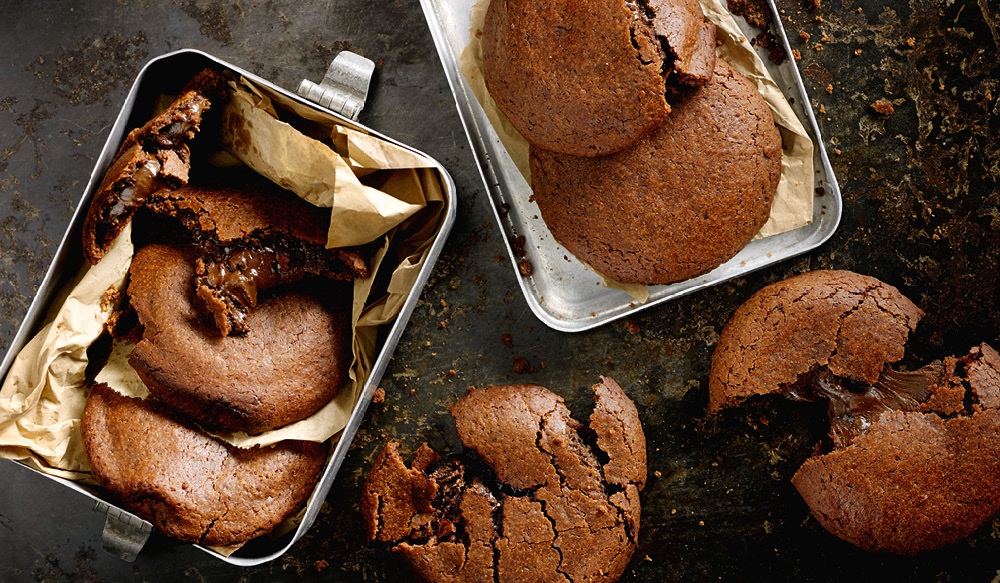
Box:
[708, 269, 924, 417]
[792, 344, 1000, 554]
[482, 0, 716, 157]
[530, 60, 781, 284]
[709, 270, 1000, 554]
[83, 68, 226, 264]
[127, 243, 352, 435]
[361, 377, 646, 583]
[81, 383, 328, 546]
[144, 169, 368, 336]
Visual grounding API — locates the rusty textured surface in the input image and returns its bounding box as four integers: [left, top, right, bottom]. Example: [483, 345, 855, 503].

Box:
[1, 0, 999, 581]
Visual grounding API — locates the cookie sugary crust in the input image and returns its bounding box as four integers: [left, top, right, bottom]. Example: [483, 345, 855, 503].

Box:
[708, 269, 923, 413]
[530, 61, 782, 285]
[483, 0, 671, 157]
[127, 243, 352, 435]
[81, 383, 328, 546]
[361, 377, 646, 583]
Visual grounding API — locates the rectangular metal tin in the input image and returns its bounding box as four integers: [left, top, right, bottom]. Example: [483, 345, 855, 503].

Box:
[0, 48, 457, 566]
[419, 0, 842, 332]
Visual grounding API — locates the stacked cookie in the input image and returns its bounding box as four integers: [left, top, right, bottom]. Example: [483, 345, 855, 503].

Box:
[78, 70, 365, 547]
[483, 0, 783, 284]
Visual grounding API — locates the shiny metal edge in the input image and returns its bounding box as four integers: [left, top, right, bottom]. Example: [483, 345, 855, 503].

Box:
[0, 48, 457, 567]
[418, 0, 842, 332]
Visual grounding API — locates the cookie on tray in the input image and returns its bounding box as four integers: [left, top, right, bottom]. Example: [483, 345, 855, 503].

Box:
[144, 168, 368, 336]
[82, 68, 226, 264]
[126, 243, 353, 435]
[81, 382, 328, 546]
[361, 377, 646, 583]
[530, 60, 781, 284]
[482, 0, 716, 157]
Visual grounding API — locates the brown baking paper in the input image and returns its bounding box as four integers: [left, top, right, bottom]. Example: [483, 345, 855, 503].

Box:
[0, 76, 448, 475]
[461, 0, 815, 301]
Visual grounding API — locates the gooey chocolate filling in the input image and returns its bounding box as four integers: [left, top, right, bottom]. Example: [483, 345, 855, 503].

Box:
[784, 361, 945, 449]
[195, 237, 358, 336]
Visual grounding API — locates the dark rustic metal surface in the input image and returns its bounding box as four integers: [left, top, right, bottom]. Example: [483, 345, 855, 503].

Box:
[1, 0, 999, 581]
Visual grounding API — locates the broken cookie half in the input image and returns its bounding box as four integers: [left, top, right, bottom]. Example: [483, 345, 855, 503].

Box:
[709, 269, 1000, 554]
[83, 68, 227, 264]
[361, 377, 647, 583]
[482, 0, 716, 157]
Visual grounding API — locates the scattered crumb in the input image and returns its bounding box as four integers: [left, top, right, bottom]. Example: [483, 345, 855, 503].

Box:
[625, 320, 641, 335]
[438, 320, 448, 329]
[511, 234, 527, 257]
[809, 0, 820, 8]
[792, 49, 802, 61]
[820, 32, 830, 42]
[513, 356, 536, 374]
[501, 333, 514, 348]
[906, 37, 915, 47]
[315, 559, 329, 572]
[518, 259, 533, 277]
[644, 555, 652, 562]
[814, 42, 824, 51]
[799, 31, 810, 42]
[825, 84, 834, 94]
[372, 388, 386, 404]
[819, 103, 826, 113]
[699, 521, 706, 527]
[654, 470, 663, 478]
[871, 98, 895, 115]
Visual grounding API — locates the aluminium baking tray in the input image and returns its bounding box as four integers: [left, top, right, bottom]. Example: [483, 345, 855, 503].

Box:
[0, 48, 456, 566]
[419, 0, 842, 332]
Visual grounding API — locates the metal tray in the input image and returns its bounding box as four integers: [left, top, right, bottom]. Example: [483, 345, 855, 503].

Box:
[419, 0, 842, 332]
[0, 49, 456, 566]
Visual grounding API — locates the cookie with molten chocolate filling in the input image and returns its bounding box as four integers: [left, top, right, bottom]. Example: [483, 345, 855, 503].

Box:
[83, 68, 226, 264]
[144, 168, 368, 336]
[127, 243, 353, 435]
[361, 377, 646, 583]
[82, 382, 328, 546]
[482, 0, 716, 157]
[709, 270, 1000, 554]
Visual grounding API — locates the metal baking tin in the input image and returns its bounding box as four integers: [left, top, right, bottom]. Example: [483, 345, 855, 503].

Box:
[0, 49, 457, 566]
[419, 0, 842, 332]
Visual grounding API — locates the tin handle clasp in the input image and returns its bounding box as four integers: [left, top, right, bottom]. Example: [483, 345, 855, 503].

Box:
[297, 51, 375, 120]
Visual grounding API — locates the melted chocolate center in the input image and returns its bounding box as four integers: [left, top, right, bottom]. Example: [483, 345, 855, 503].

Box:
[785, 361, 945, 449]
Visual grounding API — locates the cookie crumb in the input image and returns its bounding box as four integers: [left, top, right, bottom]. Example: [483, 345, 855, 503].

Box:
[825, 84, 834, 94]
[799, 31, 810, 42]
[501, 333, 514, 348]
[513, 357, 536, 374]
[871, 98, 895, 115]
[518, 259, 533, 277]
[372, 388, 386, 404]
[625, 320, 641, 335]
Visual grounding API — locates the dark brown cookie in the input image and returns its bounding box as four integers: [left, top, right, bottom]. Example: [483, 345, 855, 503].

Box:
[127, 243, 352, 435]
[81, 383, 328, 546]
[482, 0, 715, 157]
[83, 68, 225, 264]
[708, 270, 924, 416]
[144, 169, 368, 336]
[791, 344, 1000, 555]
[530, 60, 781, 284]
[361, 377, 646, 583]
[709, 270, 1000, 554]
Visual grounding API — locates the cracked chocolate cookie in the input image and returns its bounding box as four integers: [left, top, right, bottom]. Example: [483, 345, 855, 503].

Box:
[482, 0, 716, 157]
[708, 269, 924, 414]
[127, 243, 353, 435]
[709, 270, 1000, 554]
[361, 377, 646, 583]
[83, 68, 227, 264]
[143, 168, 368, 336]
[81, 382, 328, 546]
[530, 60, 781, 284]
